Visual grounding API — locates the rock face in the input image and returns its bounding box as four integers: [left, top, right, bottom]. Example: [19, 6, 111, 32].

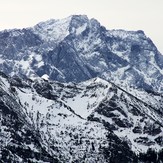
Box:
[0, 15, 163, 92]
[0, 73, 162, 162]
[0, 15, 163, 162]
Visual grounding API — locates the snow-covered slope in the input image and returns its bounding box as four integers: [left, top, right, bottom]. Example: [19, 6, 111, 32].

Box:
[0, 15, 163, 93]
[0, 73, 162, 162]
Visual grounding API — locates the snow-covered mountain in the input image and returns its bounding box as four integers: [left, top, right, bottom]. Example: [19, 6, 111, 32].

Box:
[0, 15, 163, 92]
[0, 72, 162, 162]
[0, 15, 163, 162]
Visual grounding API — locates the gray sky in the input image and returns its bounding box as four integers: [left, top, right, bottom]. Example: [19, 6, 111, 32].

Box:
[0, 0, 163, 54]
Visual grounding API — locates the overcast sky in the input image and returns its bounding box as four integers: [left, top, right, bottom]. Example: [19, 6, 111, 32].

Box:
[0, 0, 163, 54]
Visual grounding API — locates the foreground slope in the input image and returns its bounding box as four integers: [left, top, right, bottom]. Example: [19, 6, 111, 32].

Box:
[0, 73, 162, 162]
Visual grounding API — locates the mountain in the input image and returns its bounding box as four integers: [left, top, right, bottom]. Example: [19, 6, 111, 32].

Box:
[0, 15, 163, 162]
[0, 15, 163, 93]
[0, 72, 162, 162]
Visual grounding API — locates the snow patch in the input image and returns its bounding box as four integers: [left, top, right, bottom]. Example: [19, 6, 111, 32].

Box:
[41, 74, 49, 80]
[76, 23, 87, 35]
[33, 16, 72, 43]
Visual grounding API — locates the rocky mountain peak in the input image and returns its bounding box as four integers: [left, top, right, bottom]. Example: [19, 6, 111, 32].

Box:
[0, 15, 163, 92]
[32, 14, 103, 41]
